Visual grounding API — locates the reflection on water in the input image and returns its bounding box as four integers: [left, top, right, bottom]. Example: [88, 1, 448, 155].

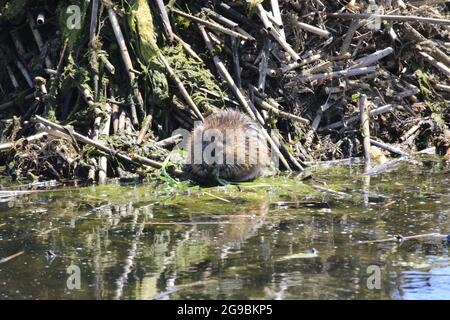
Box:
[0, 158, 449, 300]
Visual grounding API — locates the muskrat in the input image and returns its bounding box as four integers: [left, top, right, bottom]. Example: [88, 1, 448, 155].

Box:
[184, 109, 270, 183]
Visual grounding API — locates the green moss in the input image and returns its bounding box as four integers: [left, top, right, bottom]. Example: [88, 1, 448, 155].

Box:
[140, 57, 170, 107]
[415, 69, 446, 128]
[351, 93, 360, 103]
[43, 52, 94, 124]
[125, 0, 228, 111]
[162, 44, 224, 108]
[125, 0, 169, 106]
[128, 0, 158, 60]
[173, 14, 191, 30]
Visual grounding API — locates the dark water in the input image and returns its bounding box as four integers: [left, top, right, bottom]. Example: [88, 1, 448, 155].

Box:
[0, 158, 449, 300]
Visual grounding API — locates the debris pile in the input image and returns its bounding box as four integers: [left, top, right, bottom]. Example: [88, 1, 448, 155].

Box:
[0, 0, 449, 183]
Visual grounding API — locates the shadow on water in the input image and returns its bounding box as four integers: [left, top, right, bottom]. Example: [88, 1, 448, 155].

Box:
[0, 156, 449, 300]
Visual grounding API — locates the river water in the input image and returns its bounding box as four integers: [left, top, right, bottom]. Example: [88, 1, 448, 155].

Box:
[0, 157, 449, 299]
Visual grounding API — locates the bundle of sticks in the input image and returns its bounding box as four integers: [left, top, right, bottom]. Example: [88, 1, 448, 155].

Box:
[0, 0, 449, 183]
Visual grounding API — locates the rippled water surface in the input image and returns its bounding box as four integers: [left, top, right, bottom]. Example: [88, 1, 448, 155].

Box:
[0, 158, 449, 300]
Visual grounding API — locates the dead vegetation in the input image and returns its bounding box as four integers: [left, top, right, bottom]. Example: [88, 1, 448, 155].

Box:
[0, 0, 449, 184]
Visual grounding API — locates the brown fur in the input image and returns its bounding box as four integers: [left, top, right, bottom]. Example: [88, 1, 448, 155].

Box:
[184, 110, 270, 183]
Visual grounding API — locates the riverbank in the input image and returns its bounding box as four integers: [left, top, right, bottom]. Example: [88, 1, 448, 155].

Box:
[0, 0, 449, 185]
